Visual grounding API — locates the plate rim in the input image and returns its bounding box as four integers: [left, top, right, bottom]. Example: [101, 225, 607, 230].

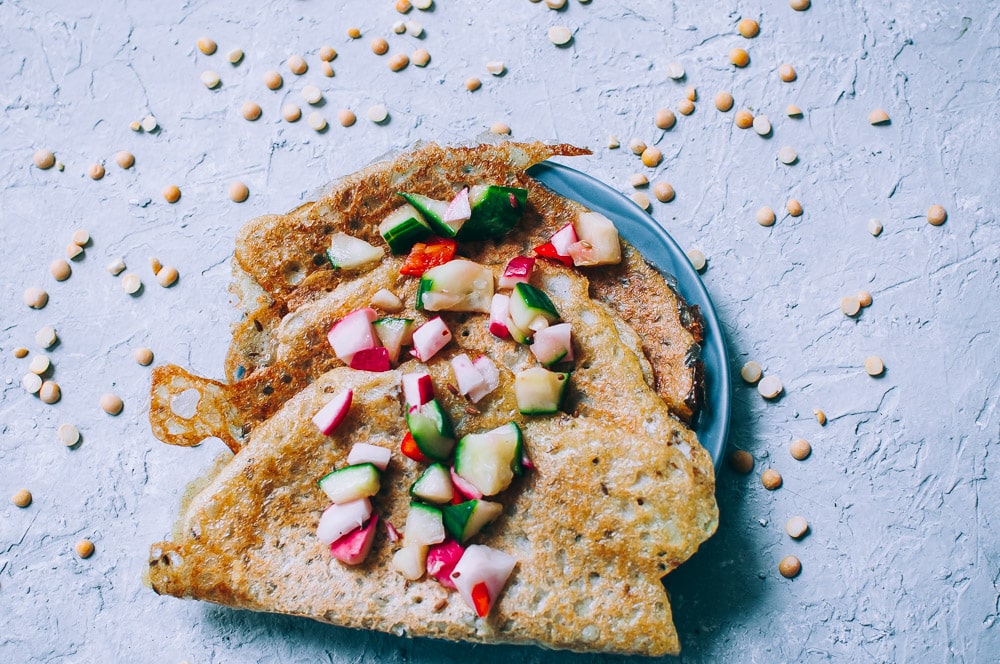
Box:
[528, 160, 731, 468]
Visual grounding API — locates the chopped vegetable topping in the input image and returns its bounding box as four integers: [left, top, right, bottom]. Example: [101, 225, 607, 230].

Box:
[400, 238, 457, 276]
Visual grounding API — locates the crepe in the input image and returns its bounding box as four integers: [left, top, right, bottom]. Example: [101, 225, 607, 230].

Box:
[146, 141, 718, 656]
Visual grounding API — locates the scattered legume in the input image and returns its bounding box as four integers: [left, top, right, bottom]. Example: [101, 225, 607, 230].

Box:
[778, 63, 796, 82]
[738, 18, 759, 38]
[740, 361, 763, 384]
[465, 77, 482, 91]
[486, 60, 506, 75]
[757, 375, 783, 399]
[200, 70, 221, 89]
[607, 134, 620, 149]
[129, 120, 142, 131]
[654, 108, 676, 130]
[335, 109, 356, 127]
[685, 86, 697, 102]
[367, 104, 389, 123]
[677, 98, 695, 115]
[72, 229, 90, 246]
[196, 37, 217, 55]
[122, 273, 142, 294]
[405, 20, 424, 37]
[23, 287, 48, 309]
[287, 54, 307, 75]
[653, 181, 675, 202]
[35, 326, 57, 349]
[101, 393, 124, 415]
[347, 27, 361, 39]
[14, 347, 29, 358]
[320, 61, 334, 77]
[714, 91, 734, 112]
[107, 258, 126, 275]
[298, 85, 321, 105]
[857, 290, 873, 307]
[734, 109, 754, 128]
[868, 218, 883, 236]
[395, 20, 408, 34]
[840, 294, 861, 317]
[39, 380, 61, 404]
[76, 539, 95, 559]
[865, 355, 885, 376]
[786, 104, 803, 117]
[134, 347, 154, 366]
[789, 0, 810, 9]
[23, 373, 43, 394]
[728, 449, 754, 474]
[790, 438, 811, 460]
[67, 244, 83, 261]
[34, 149, 56, 170]
[631, 192, 651, 211]
[307, 111, 327, 131]
[756, 206, 776, 227]
[149, 257, 162, 275]
[371, 37, 389, 55]
[761, 468, 782, 490]
[227, 181, 249, 204]
[786, 198, 803, 216]
[114, 151, 135, 169]
[162, 185, 181, 203]
[778, 146, 797, 164]
[263, 70, 283, 90]
[141, 115, 158, 132]
[628, 138, 646, 155]
[687, 248, 707, 272]
[490, 122, 511, 135]
[412, 0, 432, 8]
[629, 173, 648, 188]
[868, 108, 890, 125]
[388, 53, 409, 71]
[412, 48, 430, 66]
[666, 62, 685, 80]
[227, 49, 243, 64]
[785, 516, 809, 539]
[729, 48, 749, 67]
[282, 103, 301, 122]
[319, 46, 337, 61]
[548, 26, 573, 46]
[241, 101, 262, 121]
[29, 354, 50, 375]
[371, 288, 404, 312]
[58, 423, 80, 446]
[779, 555, 801, 578]
[813, 408, 827, 425]
[88, 163, 106, 180]
[396, 0, 412, 11]
[157, 266, 179, 287]
[50, 259, 71, 281]
[753, 115, 771, 135]
[545, 0, 566, 7]
[641, 146, 662, 167]
[12, 488, 32, 508]
[927, 205, 947, 226]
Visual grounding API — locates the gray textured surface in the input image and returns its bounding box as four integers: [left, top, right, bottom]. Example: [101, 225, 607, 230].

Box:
[2, 0, 998, 662]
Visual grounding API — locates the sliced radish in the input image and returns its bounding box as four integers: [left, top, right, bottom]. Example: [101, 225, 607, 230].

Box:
[349, 346, 391, 372]
[329, 514, 379, 565]
[327, 308, 379, 364]
[346, 442, 392, 470]
[426, 539, 465, 590]
[488, 294, 511, 339]
[498, 256, 535, 289]
[529, 322, 573, 366]
[451, 545, 517, 618]
[316, 498, 372, 545]
[467, 356, 500, 403]
[312, 389, 353, 435]
[569, 211, 621, 266]
[450, 466, 483, 500]
[410, 317, 452, 361]
[402, 372, 434, 407]
[451, 353, 486, 396]
[442, 188, 472, 232]
[385, 520, 402, 543]
[549, 223, 579, 256]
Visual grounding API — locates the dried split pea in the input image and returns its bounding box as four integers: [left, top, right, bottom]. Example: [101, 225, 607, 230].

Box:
[134, 347, 154, 366]
[338, 109, 357, 127]
[23, 373, 43, 394]
[67, 243, 83, 260]
[114, 150, 135, 169]
[388, 54, 410, 71]
[412, 0, 432, 8]
[714, 91, 734, 112]
[196, 37, 217, 55]
[263, 70, 283, 90]
[347, 27, 362, 39]
[12, 488, 32, 508]
[686, 248, 707, 272]
[162, 185, 181, 203]
[685, 86, 697, 102]
[734, 109, 754, 128]
[39, 380, 61, 404]
[729, 48, 749, 67]
[157, 266, 179, 287]
[628, 138, 646, 155]
[486, 61, 506, 76]
[141, 115, 158, 132]
[242, 101, 262, 121]
[761, 468, 782, 490]
[320, 61, 334, 77]
[653, 181, 675, 203]
[629, 173, 649, 188]
[813, 407, 827, 425]
[282, 103, 301, 122]
[72, 229, 90, 246]
[641, 147, 662, 167]
[100, 393, 124, 415]
[869, 108, 890, 125]
[666, 62, 685, 80]
[227, 49, 243, 65]
[318, 46, 337, 62]
[677, 99, 695, 116]
[786, 516, 809, 539]
[35, 326, 57, 349]
[489, 122, 511, 135]
[790, 438, 811, 460]
[755, 206, 776, 227]
[58, 423, 81, 446]
[396, 0, 412, 12]
[367, 105, 389, 123]
[778, 146, 797, 164]
[545, 0, 566, 8]
[840, 294, 861, 317]
[757, 375, 783, 399]
[200, 70, 221, 89]
[786, 198, 803, 217]
[13, 347, 29, 358]
[738, 18, 759, 38]
[149, 256, 162, 275]
[607, 135, 620, 149]
[307, 112, 327, 131]
[789, 0, 810, 10]
[865, 355, 885, 376]
[76, 539, 95, 559]
[106, 258, 126, 275]
[786, 104, 803, 117]
[122, 273, 142, 294]
[412, 49, 430, 67]
[23, 287, 49, 309]
[50, 259, 71, 281]
[29, 354, 50, 375]
[753, 115, 771, 136]
[857, 290, 873, 307]
[778, 64, 796, 82]
[465, 77, 482, 92]
[287, 54, 308, 75]
[728, 450, 754, 474]
[868, 218, 883, 236]
[654, 108, 676, 130]
[371, 37, 389, 55]
[88, 163, 105, 180]
[740, 361, 762, 384]
[548, 26, 573, 46]
[34, 149, 56, 169]
[927, 205, 947, 226]
[301, 85, 323, 105]
[631, 192, 651, 211]
[779, 555, 801, 578]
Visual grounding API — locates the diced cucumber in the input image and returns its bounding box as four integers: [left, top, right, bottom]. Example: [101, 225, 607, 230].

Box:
[570, 211, 622, 266]
[416, 259, 494, 313]
[399, 193, 458, 238]
[372, 317, 414, 363]
[406, 399, 456, 461]
[454, 422, 524, 496]
[410, 462, 455, 504]
[404, 501, 446, 547]
[379, 203, 433, 254]
[505, 312, 533, 345]
[515, 367, 569, 415]
[326, 232, 385, 270]
[509, 282, 560, 332]
[443, 499, 504, 543]
[457, 185, 528, 241]
[317, 463, 381, 504]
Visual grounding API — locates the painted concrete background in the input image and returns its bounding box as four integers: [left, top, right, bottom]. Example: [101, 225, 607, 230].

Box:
[2, 0, 998, 662]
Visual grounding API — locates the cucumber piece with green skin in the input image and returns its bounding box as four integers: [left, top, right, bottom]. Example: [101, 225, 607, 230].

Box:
[442, 499, 504, 543]
[317, 463, 381, 504]
[457, 185, 528, 241]
[404, 501, 446, 547]
[406, 399, 456, 461]
[454, 422, 523, 496]
[372, 317, 414, 363]
[509, 282, 560, 332]
[515, 367, 569, 415]
[379, 203, 433, 254]
[326, 232, 385, 270]
[398, 193, 459, 238]
[410, 462, 455, 504]
[416, 259, 494, 313]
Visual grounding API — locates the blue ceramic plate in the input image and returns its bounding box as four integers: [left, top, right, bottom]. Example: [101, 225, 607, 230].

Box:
[528, 161, 730, 468]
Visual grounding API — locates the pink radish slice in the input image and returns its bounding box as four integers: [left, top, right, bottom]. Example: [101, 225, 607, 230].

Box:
[316, 498, 372, 544]
[385, 520, 402, 543]
[349, 346, 391, 372]
[450, 545, 517, 617]
[426, 539, 465, 590]
[410, 317, 452, 361]
[488, 294, 510, 339]
[549, 223, 578, 256]
[327, 308, 379, 364]
[329, 514, 379, 565]
[467, 356, 500, 403]
[402, 372, 434, 407]
[443, 188, 472, 226]
[312, 389, 353, 435]
[498, 256, 535, 289]
[346, 443, 391, 470]
[451, 353, 486, 396]
[530, 322, 573, 365]
[450, 466, 483, 500]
